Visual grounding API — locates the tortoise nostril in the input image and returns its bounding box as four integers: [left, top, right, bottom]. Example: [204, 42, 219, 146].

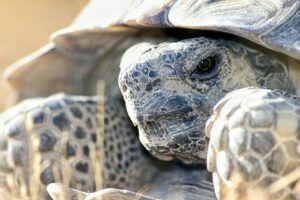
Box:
[122, 84, 127, 92]
[146, 121, 155, 127]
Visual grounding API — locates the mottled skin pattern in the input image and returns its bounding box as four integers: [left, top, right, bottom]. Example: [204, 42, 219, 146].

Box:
[119, 37, 296, 165]
[0, 94, 153, 199]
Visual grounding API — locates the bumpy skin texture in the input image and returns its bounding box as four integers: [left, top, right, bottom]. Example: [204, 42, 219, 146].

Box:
[206, 87, 300, 200]
[119, 37, 295, 164]
[0, 94, 151, 199]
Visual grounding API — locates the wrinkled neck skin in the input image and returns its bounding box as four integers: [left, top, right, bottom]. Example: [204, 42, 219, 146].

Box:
[118, 37, 295, 165]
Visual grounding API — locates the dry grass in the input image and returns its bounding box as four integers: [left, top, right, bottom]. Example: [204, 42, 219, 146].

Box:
[222, 172, 270, 200]
[86, 81, 105, 200]
[269, 167, 300, 194]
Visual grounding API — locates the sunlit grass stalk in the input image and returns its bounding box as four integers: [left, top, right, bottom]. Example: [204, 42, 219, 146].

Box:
[91, 80, 105, 199]
[26, 115, 41, 200]
[269, 166, 300, 195]
[51, 129, 73, 200]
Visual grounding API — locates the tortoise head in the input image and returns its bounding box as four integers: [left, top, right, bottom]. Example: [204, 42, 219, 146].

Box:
[118, 37, 294, 164]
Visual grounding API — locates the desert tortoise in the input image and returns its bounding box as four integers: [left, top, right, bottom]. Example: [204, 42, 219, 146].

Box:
[1, 0, 300, 200]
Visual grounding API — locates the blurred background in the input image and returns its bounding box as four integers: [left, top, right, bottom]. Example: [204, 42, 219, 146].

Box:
[0, 0, 88, 110]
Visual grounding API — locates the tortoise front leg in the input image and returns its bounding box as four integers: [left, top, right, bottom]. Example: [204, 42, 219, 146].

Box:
[0, 93, 154, 199]
[47, 183, 159, 200]
[206, 87, 300, 200]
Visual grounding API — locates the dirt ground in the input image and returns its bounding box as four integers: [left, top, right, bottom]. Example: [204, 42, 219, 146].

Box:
[0, 0, 87, 111]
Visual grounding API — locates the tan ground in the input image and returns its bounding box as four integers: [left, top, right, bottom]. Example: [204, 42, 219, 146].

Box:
[0, 0, 87, 111]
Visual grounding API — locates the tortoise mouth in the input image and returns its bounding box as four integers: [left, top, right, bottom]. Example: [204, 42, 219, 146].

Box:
[136, 111, 209, 164]
[142, 113, 199, 137]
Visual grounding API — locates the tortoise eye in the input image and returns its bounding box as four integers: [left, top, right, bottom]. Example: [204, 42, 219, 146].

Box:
[196, 56, 216, 72]
[191, 56, 218, 80]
